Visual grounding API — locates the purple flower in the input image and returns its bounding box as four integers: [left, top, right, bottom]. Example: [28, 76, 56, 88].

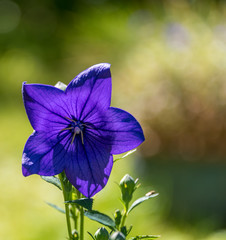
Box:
[22, 63, 144, 197]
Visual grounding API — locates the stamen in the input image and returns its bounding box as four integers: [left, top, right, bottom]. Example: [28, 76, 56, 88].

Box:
[61, 116, 85, 145]
[60, 127, 73, 132]
[71, 132, 76, 145]
[81, 124, 94, 130]
[81, 131, 84, 145]
[64, 116, 76, 122]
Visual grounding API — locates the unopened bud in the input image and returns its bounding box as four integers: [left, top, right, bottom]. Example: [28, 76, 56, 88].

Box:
[55, 81, 67, 90]
[114, 209, 122, 227]
[94, 227, 109, 240]
[72, 229, 79, 240]
[110, 231, 126, 240]
[120, 226, 127, 237]
[119, 174, 136, 204]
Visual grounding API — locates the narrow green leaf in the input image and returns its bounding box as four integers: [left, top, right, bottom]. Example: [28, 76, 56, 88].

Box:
[41, 176, 62, 190]
[136, 235, 161, 239]
[87, 232, 95, 240]
[114, 149, 137, 163]
[128, 192, 159, 214]
[46, 202, 65, 214]
[129, 236, 160, 240]
[127, 225, 133, 235]
[84, 210, 116, 230]
[65, 198, 93, 211]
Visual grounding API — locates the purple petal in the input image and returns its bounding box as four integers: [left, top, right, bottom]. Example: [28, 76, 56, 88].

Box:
[64, 133, 113, 198]
[22, 131, 67, 177]
[65, 63, 112, 122]
[22, 83, 70, 132]
[90, 107, 145, 155]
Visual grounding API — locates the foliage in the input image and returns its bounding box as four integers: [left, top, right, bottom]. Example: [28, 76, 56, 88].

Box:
[44, 173, 159, 239]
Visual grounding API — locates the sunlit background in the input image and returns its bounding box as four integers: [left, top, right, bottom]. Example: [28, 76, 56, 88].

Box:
[1, 0, 226, 239]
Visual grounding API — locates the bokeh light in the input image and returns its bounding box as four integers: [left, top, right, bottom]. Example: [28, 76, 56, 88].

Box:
[0, 0, 21, 33]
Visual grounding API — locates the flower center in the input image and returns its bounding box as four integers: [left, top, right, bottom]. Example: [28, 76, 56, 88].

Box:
[71, 121, 84, 144]
[61, 117, 85, 145]
[71, 121, 83, 134]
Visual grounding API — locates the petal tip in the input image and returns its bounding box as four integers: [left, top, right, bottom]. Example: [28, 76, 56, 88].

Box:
[22, 82, 27, 94]
[22, 165, 31, 177]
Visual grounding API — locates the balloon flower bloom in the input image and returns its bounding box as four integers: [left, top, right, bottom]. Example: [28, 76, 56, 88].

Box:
[22, 63, 144, 197]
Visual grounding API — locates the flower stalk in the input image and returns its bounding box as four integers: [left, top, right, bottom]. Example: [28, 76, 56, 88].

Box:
[80, 206, 84, 240]
[120, 202, 129, 229]
[58, 172, 73, 240]
[76, 191, 84, 240]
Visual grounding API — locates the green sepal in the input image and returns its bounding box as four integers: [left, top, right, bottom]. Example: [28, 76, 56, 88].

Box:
[41, 176, 62, 190]
[129, 235, 161, 239]
[45, 201, 65, 214]
[128, 192, 159, 214]
[84, 210, 116, 230]
[65, 198, 93, 211]
[114, 149, 137, 163]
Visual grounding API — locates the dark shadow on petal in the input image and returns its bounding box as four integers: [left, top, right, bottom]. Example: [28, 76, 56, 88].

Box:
[89, 107, 145, 155]
[22, 132, 67, 177]
[62, 134, 113, 198]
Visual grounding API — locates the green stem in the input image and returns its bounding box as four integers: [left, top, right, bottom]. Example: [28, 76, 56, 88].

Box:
[71, 189, 78, 231]
[80, 206, 84, 240]
[72, 205, 78, 230]
[120, 203, 129, 229]
[65, 204, 73, 239]
[59, 173, 73, 240]
[75, 190, 85, 240]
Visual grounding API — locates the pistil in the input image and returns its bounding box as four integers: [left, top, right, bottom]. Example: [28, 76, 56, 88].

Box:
[61, 116, 85, 145]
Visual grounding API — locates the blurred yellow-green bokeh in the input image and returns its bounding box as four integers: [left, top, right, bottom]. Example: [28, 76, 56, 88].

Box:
[1, 0, 226, 239]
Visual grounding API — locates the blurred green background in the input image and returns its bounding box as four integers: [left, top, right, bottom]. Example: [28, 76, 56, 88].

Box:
[1, 0, 226, 239]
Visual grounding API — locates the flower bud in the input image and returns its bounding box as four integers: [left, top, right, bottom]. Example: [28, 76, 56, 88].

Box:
[72, 229, 79, 240]
[120, 226, 127, 237]
[110, 231, 126, 240]
[55, 81, 67, 90]
[94, 227, 109, 240]
[119, 174, 136, 204]
[114, 209, 122, 227]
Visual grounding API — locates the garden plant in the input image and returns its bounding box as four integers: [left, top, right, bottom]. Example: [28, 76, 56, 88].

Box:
[22, 63, 159, 240]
